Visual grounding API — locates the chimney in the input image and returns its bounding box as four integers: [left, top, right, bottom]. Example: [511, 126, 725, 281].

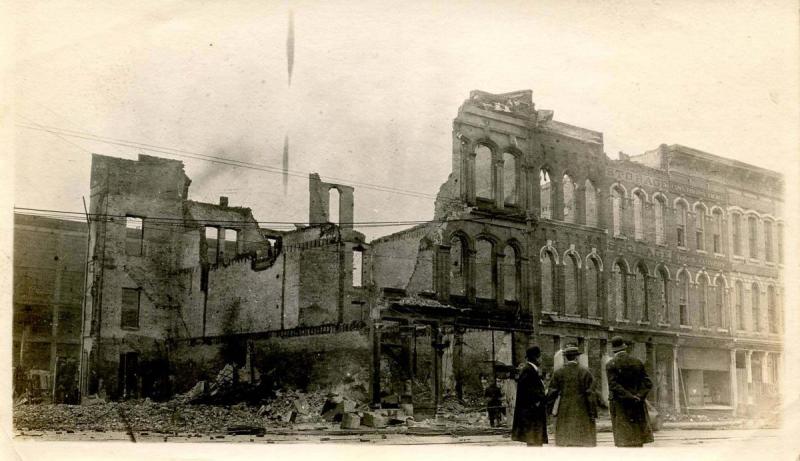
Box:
[219, 196, 229, 207]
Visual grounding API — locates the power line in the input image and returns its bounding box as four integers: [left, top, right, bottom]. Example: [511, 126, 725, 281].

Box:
[15, 121, 440, 200]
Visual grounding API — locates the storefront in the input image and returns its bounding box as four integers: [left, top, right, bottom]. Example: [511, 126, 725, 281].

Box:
[678, 347, 732, 410]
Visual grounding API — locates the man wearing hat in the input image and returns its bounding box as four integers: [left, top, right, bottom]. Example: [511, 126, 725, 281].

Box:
[546, 343, 598, 447]
[606, 336, 654, 447]
[512, 346, 548, 446]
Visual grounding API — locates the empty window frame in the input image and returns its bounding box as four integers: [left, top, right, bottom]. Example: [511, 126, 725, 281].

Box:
[633, 191, 645, 240]
[584, 180, 598, 227]
[352, 249, 363, 287]
[611, 186, 624, 237]
[125, 216, 144, 256]
[563, 174, 577, 223]
[540, 170, 552, 219]
[475, 145, 493, 200]
[205, 227, 220, 264]
[503, 153, 518, 205]
[223, 228, 239, 257]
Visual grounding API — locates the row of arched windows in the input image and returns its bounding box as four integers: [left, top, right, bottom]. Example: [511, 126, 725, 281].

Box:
[449, 234, 522, 303]
[475, 145, 519, 205]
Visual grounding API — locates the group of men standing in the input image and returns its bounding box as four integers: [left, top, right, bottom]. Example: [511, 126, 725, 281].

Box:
[511, 335, 654, 447]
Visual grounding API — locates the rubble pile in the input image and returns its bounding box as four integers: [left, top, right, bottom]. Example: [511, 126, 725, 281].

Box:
[14, 400, 265, 433]
[256, 389, 328, 424]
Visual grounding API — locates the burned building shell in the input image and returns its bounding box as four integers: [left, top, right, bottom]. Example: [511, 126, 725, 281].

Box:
[78, 89, 783, 417]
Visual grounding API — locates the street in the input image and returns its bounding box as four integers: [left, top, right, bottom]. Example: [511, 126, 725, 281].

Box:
[15, 427, 780, 447]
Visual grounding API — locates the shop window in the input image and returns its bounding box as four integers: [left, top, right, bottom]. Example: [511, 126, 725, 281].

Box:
[121, 288, 140, 329]
[564, 253, 579, 314]
[475, 145, 493, 200]
[125, 216, 144, 256]
[503, 153, 518, 205]
[503, 244, 519, 302]
[563, 174, 576, 223]
[540, 170, 552, 219]
[584, 179, 598, 227]
[633, 191, 645, 240]
[611, 186, 624, 237]
[654, 196, 666, 244]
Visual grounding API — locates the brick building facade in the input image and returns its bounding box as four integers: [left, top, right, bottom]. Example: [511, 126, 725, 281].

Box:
[13, 213, 87, 402]
[77, 90, 783, 417]
[370, 90, 783, 416]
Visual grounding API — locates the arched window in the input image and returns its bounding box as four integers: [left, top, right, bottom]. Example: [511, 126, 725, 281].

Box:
[503, 244, 519, 302]
[502, 153, 518, 205]
[768, 285, 777, 333]
[748, 216, 758, 259]
[698, 275, 709, 327]
[751, 282, 760, 331]
[329, 188, 340, 225]
[712, 209, 723, 253]
[676, 200, 688, 247]
[633, 191, 645, 240]
[476, 239, 495, 300]
[475, 145, 493, 200]
[731, 213, 742, 256]
[735, 281, 744, 330]
[635, 264, 648, 322]
[586, 257, 601, 317]
[611, 186, 624, 237]
[563, 174, 576, 223]
[695, 205, 706, 251]
[678, 271, 690, 326]
[657, 267, 669, 323]
[540, 170, 552, 219]
[654, 195, 666, 244]
[778, 223, 784, 263]
[541, 250, 557, 311]
[612, 262, 627, 320]
[713, 276, 726, 329]
[764, 220, 773, 262]
[584, 180, 598, 227]
[449, 236, 467, 296]
[564, 253, 579, 315]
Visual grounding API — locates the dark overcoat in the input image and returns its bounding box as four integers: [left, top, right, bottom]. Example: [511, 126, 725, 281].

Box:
[605, 352, 654, 447]
[547, 362, 598, 447]
[511, 363, 548, 445]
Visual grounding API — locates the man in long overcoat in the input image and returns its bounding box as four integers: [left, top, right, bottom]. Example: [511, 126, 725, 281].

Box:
[606, 336, 654, 447]
[546, 344, 598, 447]
[512, 346, 548, 446]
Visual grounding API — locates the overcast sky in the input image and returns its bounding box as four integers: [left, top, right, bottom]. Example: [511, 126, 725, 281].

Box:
[9, 0, 799, 240]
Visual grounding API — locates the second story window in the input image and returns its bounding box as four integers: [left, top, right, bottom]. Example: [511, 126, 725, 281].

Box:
[475, 145, 493, 201]
[654, 196, 666, 244]
[584, 179, 598, 227]
[611, 186, 624, 237]
[712, 209, 723, 253]
[563, 174, 576, 223]
[540, 170, 552, 219]
[748, 216, 758, 259]
[694, 205, 706, 251]
[503, 152, 518, 206]
[125, 216, 144, 256]
[676, 201, 688, 247]
[732, 213, 742, 256]
[633, 191, 644, 240]
[764, 220, 773, 262]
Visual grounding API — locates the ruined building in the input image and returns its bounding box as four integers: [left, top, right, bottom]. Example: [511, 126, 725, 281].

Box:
[80, 90, 783, 418]
[13, 213, 87, 403]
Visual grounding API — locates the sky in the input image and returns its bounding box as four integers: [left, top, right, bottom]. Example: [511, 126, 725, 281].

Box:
[7, 0, 799, 241]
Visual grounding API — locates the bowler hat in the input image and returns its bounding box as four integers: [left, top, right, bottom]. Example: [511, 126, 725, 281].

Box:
[526, 345, 542, 361]
[562, 343, 581, 355]
[610, 335, 628, 352]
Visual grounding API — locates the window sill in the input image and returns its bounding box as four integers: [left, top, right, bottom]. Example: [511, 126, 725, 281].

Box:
[658, 322, 671, 328]
[679, 325, 692, 330]
[716, 328, 729, 333]
[696, 250, 707, 255]
[764, 261, 775, 267]
[613, 235, 627, 240]
[121, 326, 140, 331]
[732, 255, 745, 261]
[616, 319, 631, 324]
[676, 246, 688, 252]
[748, 258, 760, 264]
[637, 321, 651, 326]
[699, 327, 712, 332]
[714, 253, 726, 258]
